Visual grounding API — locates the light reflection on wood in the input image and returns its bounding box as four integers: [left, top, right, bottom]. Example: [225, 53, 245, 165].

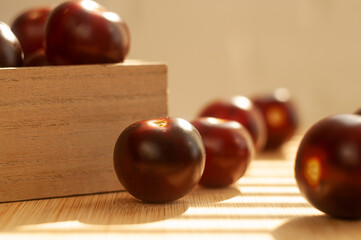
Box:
[0, 136, 360, 239]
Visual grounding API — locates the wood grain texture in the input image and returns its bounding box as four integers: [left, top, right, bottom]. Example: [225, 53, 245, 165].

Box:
[0, 61, 168, 203]
[1, 137, 360, 239]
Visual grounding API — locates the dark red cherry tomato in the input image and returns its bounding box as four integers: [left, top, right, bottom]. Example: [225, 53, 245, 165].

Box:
[295, 114, 361, 219]
[113, 118, 205, 203]
[11, 7, 51, 59]
[45, 0, 131, 65]
[0, 22, 23, 67]
[251, 88, 298, 151]
[198, 96, 266, 151]
[191, 117, 254, 188]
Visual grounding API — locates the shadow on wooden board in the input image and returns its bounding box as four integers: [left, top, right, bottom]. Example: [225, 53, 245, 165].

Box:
[273, 215, 361, 240]
[0, 186, 241, 232]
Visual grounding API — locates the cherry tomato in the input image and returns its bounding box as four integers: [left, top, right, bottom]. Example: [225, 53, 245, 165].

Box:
[198, 96, 266, 151]
[191, 117, 254, 188]
[11, 7, 51, 59]
[295, 114, 361, 219]
[251, 88, 298, 151]
[113, 118, 205, 203]
[0, 22, 23, 67]
[45, 0, 130, 65]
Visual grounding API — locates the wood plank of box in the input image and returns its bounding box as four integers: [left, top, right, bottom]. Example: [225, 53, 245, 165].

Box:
[0, 61, 168, 203]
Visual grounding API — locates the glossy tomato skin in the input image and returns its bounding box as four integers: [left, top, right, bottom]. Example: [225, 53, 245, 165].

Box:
[252, 88, 298, 151]
[45, 0, 130, 65]
[113, 118, 205, 203]
[198, 96, 266, 151]
[295, 114, 361, 219]
[0, 22, 23, 67]
[11, 7, 51, 59]
[191, 117, 254, 188]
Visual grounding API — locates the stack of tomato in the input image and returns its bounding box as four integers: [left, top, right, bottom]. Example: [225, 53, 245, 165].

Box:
[114, 89, 361, 220]
[114, 88, 299, 202]
[0, 0, 130, 67]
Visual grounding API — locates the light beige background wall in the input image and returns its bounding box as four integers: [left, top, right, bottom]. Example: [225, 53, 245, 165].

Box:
[2, 0, 360, 130]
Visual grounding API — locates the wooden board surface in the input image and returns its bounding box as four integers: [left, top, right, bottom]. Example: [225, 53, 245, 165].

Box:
[0, 61, 168, 202]
[1, 136, 360, 239]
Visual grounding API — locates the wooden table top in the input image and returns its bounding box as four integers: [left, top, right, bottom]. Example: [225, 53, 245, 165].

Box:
[1, 137, 360, 240]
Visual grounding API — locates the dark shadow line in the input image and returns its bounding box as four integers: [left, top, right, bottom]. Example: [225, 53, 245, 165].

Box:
[0, 190, 126, 205]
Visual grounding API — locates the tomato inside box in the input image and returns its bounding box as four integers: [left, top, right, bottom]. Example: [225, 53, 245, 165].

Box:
[0, 61, 168, 202]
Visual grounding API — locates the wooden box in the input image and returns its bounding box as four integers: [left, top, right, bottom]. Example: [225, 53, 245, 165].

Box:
[0, 61, 168, 203]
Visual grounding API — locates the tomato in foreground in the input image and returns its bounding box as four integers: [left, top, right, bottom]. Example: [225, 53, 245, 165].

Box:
[295, 114, 361, 219]
[191, 117, 254, 188]
[113, 118, 205, 203]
